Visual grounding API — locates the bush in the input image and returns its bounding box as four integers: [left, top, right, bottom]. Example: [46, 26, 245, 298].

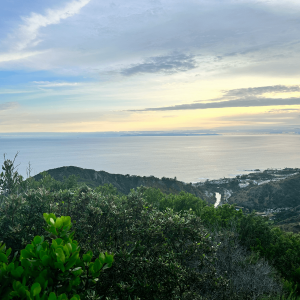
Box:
[0, 186, 229, 299]
[0, 213, 114, 299]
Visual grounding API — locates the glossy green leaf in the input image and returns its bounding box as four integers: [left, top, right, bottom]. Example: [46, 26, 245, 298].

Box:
[7, 262, 15, 272]
[88, 262, 94, 272]
[25, 244, 34, 252]
[41, 255, 50, 266]
[43, 213, 50, 223]
[58, 294, 68, 300]
[55, 217, 63, 229]
[33, 236, 42, 245]
[0, 252, 8, 263]
[55, 238, 63, 246]
[39, 249, 47, 260]
[72, 268, 83, 276]
[93, 258, 102, 273]
[71, 243, 78, 252]
[63, 245, 70, 258]
[66, 243, 72, 253]
[11, 266, 24, 277]
[21, 258, 31, 268]
[48, 292, 57, 300]
[50, 227, 58, 236]
[6, 248, 12, 257]
[52, 240, 58, 249]
[13, 280, 22, 291]
[98, 253, 105, 264]
[105, 254, 114, 265]
[62, 216, 71, 227]
[82, 254, 92, 262]
[21, 249, 31, 259]
[31, 282, 41, 297]
[55, 248, 65, 263]
[65, 251, 79, 270]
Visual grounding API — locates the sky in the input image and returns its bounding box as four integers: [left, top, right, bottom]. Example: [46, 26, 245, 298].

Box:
[1, 0, 300, 133]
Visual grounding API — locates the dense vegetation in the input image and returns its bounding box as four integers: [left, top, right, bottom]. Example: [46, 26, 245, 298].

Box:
[31, 166, 207, 202]
[1, 154, 300, 299]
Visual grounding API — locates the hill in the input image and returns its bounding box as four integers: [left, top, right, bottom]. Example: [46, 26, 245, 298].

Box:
[227, 173, 300, 211]
[33, 166, 213, 203]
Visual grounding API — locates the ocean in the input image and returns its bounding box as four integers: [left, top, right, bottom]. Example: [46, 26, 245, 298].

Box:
[0, 134, 299, 183]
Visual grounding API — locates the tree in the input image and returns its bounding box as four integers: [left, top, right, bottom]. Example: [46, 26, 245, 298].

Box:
[0, 152, 23, 198]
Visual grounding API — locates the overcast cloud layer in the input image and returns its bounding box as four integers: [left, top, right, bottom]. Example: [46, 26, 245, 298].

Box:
[1, 0, 300, 132]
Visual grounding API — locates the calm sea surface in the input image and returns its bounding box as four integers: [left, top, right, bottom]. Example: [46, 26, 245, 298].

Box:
[0, 135, 299, 183]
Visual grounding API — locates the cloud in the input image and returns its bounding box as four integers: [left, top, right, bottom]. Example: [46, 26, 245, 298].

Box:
[121, 53, 198, 76]
[128, 98, 300, 111]
[0, 102, 19, 111]
[32, 81, 80, 87]
[0, 51, 44, 63]
[267, 108, 300, 113]
[12, 0, 91, 51]
[221, 85, 300, 99]
[0, 90, 33, 94]
[127, 85, 300, 112]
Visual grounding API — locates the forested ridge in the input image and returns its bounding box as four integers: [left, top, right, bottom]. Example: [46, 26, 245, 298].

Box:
[1, 155, 300, 299]
[32, 166, 213, 204]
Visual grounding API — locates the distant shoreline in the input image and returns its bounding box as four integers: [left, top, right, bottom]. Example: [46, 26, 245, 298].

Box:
[0, 131, 300, 139]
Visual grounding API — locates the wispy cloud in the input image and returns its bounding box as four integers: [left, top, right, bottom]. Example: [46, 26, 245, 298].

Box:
[267, 108, 300, 113]
[221, 85, 300, 99]
[127, 85, 300, 111]
[0, 51, 44, 63]
[33, 81, 80, 87]
[0, 102, 19, 111]
[11, 0, 91, 51]
[121, 53, 198, 76]
[0, 90, 33, 94]
[128, 98, 300, 112]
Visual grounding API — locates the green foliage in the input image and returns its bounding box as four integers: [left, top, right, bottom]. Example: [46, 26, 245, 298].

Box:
[139, 187, 300, 297]
[142, 187, 207, 213]
[3, 169, 300, 299]
[0, 153, 24, 197]
[0, 213, 114, 299]
[0, 184, 229, 299]
[95, 183, 119, 196]
[62, 175, 79, 190]
[142, 187, 244, 228]
[23, 172, 81, 194]
[55, 186, 228, 299]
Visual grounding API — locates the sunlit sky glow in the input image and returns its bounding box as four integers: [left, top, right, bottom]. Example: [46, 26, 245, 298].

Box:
[1, 0, 300, 133]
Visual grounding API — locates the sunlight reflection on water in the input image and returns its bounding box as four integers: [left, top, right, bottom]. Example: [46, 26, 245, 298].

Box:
[0, 135, 299, 183]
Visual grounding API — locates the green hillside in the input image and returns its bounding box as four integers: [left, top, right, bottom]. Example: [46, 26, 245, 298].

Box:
[33, 166, 214, 203]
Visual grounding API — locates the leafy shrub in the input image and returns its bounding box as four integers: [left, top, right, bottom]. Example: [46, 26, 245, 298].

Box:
[0, 213, 114, 299]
